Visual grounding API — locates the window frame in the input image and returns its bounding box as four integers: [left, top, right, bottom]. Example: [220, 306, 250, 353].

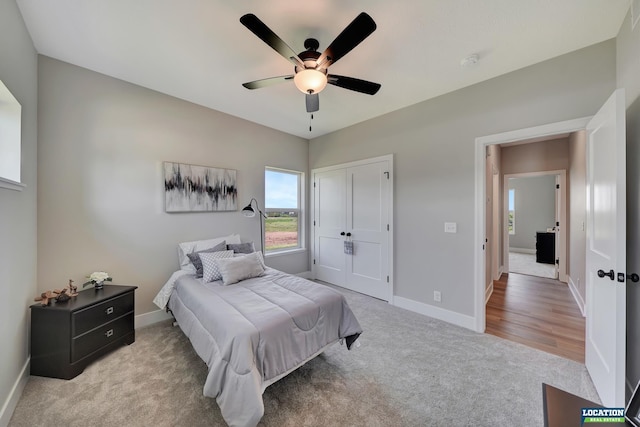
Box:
[0, 80, 24, 191]
[264, 167, 304, 254]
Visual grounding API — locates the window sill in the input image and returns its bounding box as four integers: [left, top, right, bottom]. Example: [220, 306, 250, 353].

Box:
[0, 177, 26, 191]
[264, 248, 307, 259]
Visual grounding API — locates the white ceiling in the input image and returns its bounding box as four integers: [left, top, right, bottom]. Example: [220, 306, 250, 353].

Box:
[16, 0, 630, 139]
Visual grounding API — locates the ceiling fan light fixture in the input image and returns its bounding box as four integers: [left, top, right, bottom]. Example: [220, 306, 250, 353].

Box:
[294, 69, 328, 94]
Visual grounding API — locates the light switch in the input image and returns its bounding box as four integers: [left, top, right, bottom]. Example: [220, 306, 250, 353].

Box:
[444, 222, 457, 233]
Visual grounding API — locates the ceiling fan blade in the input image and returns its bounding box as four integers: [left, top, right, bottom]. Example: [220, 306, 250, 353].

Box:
[306, 93, 319, 112]
[327, 75, 381, 95]
[240, 14, 304, 68]
[242, 75, 294, 90]
[316, 12, 376, 68]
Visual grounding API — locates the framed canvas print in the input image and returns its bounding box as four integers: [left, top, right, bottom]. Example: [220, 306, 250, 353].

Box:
[164, 162, 237, 212]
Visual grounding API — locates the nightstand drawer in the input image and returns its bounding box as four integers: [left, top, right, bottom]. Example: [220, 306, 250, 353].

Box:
[71, 312, 134, 362]
[72, 292, 134, 337]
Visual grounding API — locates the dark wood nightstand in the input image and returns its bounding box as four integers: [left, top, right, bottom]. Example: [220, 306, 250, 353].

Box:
[30, 284, 137, 379]
[543, 383, 630, 426]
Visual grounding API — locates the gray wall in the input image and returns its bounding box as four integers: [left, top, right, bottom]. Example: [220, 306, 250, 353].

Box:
[507, 175, 556, 251]
[616, 8, 640, 396]
[0, 1, 38, 423]
[310, 40, 615, 318]
[37, 57, 310, 316]
[568, 131, 587, 307]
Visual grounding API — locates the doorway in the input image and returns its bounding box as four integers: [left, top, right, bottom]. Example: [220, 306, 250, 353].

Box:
[484, 138, 580, 362]
[505, 171, 565, 281]
[475, 90, 628, 407]
[474, 118, 590, 334]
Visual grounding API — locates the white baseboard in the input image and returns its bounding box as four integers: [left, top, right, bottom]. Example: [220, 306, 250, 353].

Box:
[509, 247, 536, 255]
[485, 282, 494, 304]
[134, 309, 173, 329]
[0, 358, 29, 427]
[567, 276, 586, 317]
[393, 296, 476, 331]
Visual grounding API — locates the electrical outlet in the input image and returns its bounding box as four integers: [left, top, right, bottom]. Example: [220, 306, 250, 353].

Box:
[434, 291, 441, 302]
[444, 222, 457, 233]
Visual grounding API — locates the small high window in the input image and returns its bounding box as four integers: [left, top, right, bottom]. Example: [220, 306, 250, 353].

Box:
[0, 80, 23, 191]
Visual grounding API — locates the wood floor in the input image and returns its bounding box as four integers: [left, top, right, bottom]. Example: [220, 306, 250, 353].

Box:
[486, 272, 585, 363]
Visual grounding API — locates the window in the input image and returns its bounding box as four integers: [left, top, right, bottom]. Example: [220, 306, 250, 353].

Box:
[0, 80, 23, 191]
[508, 188, 515, 235]
[264, 168, 303, 252]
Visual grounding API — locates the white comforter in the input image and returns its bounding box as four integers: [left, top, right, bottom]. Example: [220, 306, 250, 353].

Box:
[156, 268, 362, 427]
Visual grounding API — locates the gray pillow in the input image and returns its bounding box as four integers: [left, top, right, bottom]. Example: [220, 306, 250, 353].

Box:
[226, 241, 255, 254]
[216, 252, 265, 285]
[186, 240, 226, 278]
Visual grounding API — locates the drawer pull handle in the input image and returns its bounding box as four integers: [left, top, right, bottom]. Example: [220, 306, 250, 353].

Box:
[106, 307, 114, 315]
[105, 329, 114, 338]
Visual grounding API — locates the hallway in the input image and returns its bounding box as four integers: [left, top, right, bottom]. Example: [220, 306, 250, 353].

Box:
[486, 272, 585, 363]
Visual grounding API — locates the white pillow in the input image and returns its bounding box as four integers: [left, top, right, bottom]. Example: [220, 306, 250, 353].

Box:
[216, 252, 265, 285]
[200, 250, 235, 282]
[177, 234, 241, 271]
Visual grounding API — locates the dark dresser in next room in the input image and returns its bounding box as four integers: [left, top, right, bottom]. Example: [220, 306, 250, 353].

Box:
[536, 231, 556, 265]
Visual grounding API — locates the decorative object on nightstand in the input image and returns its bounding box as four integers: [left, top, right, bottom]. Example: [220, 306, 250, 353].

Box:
[83, 271, 112, 290]
[68, 279, 78, 296]
[33, 280, 80, 305]
[30, 284, 137, 379]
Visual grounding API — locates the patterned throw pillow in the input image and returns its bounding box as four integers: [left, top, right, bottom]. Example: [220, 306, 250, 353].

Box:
[186, 241, 227, 278]
[200, 250, 235, 283]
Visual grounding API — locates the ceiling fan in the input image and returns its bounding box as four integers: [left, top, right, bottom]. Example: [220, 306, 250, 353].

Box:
[239, 12, 381, 113]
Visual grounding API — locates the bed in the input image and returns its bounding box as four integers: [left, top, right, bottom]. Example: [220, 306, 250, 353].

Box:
[153, 234, 363, 427]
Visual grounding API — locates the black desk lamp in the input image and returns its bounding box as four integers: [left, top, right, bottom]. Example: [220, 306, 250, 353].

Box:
[242, 198, 267, 252]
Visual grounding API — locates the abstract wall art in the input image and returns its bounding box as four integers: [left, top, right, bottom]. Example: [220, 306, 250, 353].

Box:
[164, 162, 237, 212]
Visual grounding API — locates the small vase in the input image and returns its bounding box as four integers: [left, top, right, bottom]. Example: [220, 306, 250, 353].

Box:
[94, 281, 104, 290]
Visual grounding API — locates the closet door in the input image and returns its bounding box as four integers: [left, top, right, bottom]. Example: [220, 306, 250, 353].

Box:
[313, 156, 392, 301]
[346, 161, 389, 300]
[314, 169, 347, 285]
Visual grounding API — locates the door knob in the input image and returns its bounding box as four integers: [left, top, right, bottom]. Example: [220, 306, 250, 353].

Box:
[628, 273, 640, 283]
[340, 232, 346, 236]
[597, 269, 615, 280]
[346, 232, 352, 237]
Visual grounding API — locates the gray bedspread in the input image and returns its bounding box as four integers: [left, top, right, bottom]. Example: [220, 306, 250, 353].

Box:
[166, 268, 362, 427]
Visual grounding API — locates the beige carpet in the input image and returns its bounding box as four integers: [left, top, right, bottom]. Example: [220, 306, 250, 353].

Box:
[9, 285, 598, 427]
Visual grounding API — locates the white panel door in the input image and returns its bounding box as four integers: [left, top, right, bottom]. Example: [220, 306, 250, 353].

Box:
[346, 162, 390, 300]
[314, 169, 347, 285]
[585, 89, 626, 407]
[313, 157, 392, 301]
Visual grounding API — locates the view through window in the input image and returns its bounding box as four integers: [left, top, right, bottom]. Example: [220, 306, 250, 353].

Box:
[508, 188, 515, 235]
[264, 168, 302, 252]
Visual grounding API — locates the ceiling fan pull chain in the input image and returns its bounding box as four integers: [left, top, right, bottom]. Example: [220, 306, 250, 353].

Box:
[309, 113, 314, 132]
